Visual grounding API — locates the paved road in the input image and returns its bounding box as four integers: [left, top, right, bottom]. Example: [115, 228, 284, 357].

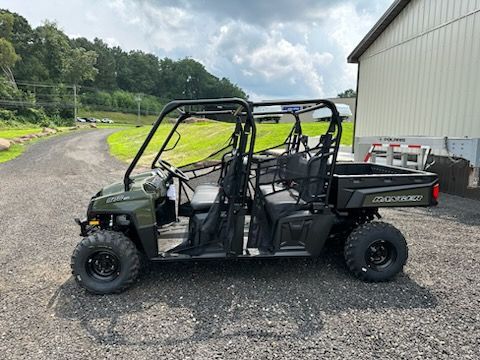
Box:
[0, 130, 479, 359]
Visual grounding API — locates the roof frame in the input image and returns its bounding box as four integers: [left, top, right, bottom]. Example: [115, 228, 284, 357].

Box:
[347, 0, 411, 63]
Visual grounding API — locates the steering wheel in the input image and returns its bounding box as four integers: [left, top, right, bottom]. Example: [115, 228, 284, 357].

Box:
[158, 159, 190, 181]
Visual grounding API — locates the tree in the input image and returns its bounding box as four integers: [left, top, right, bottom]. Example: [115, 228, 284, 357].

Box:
[0, 8, 250, 121]
[34, 21, 71, 81]
[0, 11, 14, 38]
[91, 38, 117, 90]
[0, 38, 19, 84]
[63, 47, 98, 85]
[337, 89, 356, 98]
[0, 11, 20, 85]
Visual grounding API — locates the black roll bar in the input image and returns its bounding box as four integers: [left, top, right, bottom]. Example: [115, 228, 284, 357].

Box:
[123, 97, 254, 191]
[252, 98, 342, 206]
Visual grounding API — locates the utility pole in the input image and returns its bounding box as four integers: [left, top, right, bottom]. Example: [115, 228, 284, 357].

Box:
[73, 84, 77, 122]
[135, 95, 142, 126]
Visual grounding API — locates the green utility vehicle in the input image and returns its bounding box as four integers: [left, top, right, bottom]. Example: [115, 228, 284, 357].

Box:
[72, 98, 439, 294]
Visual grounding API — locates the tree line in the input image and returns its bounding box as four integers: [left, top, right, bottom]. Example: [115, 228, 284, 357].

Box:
[0, 9, 246, 124]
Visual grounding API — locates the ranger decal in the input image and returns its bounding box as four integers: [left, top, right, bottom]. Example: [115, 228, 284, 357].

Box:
[372, 195, 423, 203]
[106, 194, 131, 203]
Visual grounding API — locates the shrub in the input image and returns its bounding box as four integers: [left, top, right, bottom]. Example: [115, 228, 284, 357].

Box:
[0, 108, 16, 121]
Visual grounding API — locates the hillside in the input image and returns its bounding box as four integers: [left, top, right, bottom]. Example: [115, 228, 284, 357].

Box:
[0, 9, 247, 125]
[108, 122, 353, 166]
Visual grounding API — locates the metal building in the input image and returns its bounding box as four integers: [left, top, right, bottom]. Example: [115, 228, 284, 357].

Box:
[348, 0, 480, 197]
[349, 0, 480, 138]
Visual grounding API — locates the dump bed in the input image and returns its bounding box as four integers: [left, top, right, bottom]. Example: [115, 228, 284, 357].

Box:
[331, 163, 439, 209]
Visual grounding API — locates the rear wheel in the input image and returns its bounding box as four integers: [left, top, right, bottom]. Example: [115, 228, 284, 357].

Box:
[344, 222, 408, 282]
[71, 230, 140, 294]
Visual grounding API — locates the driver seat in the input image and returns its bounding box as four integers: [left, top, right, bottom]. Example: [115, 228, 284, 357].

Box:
[190, 184, 220, 212]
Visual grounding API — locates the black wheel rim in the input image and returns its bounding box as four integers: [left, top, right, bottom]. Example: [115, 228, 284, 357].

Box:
[86, 250, 121, 281]
[365, 239, 397, 271]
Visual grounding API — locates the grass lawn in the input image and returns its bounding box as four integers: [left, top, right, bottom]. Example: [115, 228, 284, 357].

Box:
[0, 128, 43, 163]
[108, 121, 353, 166]
[0, 128, 43, 139]
[0, 143, 26, 163]
[0, 127, 73, 163]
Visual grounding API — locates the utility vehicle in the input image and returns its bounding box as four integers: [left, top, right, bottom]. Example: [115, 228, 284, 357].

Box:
[254, 105, 282, 123]
[72, 98, 439, 294]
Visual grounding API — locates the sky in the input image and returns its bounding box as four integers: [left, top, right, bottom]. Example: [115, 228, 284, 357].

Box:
[2, 0, 392, 100]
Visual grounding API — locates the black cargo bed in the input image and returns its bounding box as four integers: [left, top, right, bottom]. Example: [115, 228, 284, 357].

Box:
[331, 163, 438, 209]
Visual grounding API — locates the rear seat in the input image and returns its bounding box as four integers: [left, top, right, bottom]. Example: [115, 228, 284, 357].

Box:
[259, 185, 305, 223]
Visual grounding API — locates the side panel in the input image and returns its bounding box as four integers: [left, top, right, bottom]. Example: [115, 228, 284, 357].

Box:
[91, 190, 156, 227]
[332, 163, 438, 209]
[344, 183, 436, 209]
[88, 190, 158, 258]
[275, 211, 335, 256]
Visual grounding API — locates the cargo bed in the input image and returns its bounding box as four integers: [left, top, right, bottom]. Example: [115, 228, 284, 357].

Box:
[331, 163, 438, 209]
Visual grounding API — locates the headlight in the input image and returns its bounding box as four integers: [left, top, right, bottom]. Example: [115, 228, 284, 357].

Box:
[143, 182, 157, 193]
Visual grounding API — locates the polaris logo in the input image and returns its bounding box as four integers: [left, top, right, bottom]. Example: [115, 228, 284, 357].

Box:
[372, 195, 423, 203]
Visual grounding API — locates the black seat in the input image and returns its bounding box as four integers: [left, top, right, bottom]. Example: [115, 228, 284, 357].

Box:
[259, 185, 305, 223]
[190, 184, 220, 212]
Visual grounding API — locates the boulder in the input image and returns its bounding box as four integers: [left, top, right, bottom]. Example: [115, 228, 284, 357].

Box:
[0, 138, 11, 151]
[42, 127, 57, 135]
[89, 123, 97, 128]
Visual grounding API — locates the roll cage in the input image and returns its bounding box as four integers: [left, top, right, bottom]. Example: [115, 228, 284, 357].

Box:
[124, 97, 342, 208]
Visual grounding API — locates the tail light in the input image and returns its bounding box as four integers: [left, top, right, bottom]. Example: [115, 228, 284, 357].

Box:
[432, 183, 440, 202]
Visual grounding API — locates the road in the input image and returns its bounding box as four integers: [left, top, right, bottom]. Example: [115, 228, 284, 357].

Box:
[0, 130, 478, 359]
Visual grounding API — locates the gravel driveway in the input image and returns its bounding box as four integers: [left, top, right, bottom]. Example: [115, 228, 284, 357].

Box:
[0, 130, 478, 359]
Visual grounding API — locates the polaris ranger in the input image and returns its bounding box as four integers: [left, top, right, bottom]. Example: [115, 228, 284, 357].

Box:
[72, 98, 439, 294]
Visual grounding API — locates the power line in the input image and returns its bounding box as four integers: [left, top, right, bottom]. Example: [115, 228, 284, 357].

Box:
[0, 99, 75, 108]
[16, 81, 75, 89]
[0, 99, 160, 115]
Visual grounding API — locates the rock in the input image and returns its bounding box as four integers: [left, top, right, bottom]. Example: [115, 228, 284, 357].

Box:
[89, 123, 97, 128]
[21, 134, 36, 139]
[0, 138, 11, 151]
[42, 127, 57, 135]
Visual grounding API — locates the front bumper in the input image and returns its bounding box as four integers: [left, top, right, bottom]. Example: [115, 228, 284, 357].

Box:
[75, 217, 91, 236]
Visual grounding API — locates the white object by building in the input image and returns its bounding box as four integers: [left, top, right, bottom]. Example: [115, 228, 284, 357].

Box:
[312, 103, 353, 121]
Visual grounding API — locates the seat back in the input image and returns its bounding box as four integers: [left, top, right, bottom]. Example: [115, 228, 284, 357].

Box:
[300, 133, 333, 202]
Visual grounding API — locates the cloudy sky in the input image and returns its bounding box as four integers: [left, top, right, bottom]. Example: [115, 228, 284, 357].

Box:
[3, 0, 392, 99]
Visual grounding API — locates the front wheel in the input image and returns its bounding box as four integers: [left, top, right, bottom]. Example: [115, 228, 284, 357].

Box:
[71, 230, 141, 294]
[344, 222, 408, 282]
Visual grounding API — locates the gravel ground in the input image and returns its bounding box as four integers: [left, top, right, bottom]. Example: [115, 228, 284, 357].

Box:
[0, 130, 479, 359]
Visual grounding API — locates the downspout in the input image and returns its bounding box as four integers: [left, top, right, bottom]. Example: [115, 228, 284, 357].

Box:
[352, 61, 361, 154]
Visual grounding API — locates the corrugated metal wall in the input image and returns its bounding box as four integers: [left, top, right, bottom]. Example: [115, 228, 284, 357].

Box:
[356, 0, 480, 138]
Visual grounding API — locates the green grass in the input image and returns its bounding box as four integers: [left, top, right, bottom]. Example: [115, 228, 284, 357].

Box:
[108, 121, 353, 166]
[95, 123, 135, 129]
[0, 127, 72, 163]
[0, 143, 26, 163]
[0, 128, 43, 139]
[78, 110, 158, 126]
